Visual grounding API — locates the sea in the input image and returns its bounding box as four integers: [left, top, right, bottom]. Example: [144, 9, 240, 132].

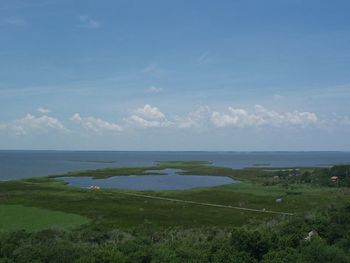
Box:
[0, 150, 349, 181]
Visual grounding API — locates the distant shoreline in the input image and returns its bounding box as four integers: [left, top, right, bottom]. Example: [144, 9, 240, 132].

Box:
[0, 149, 350, 153]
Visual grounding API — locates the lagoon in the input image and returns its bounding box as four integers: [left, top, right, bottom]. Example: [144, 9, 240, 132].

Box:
[60, 168, 236, 190]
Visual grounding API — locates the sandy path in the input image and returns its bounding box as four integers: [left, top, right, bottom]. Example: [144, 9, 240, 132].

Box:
[122, 192, 294, 216]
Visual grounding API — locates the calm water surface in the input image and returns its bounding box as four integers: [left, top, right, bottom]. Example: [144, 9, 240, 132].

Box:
[1, 150, 350, 180]
[60, 169, 236, 190]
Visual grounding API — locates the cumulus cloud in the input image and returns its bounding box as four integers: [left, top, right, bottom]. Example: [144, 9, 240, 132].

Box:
[126, 104, 319, 130]
[127, 115, 170, 128]
[0, 105, 325, 137]
[145, 86, 162, 94]
[77, 15, 101, 29]
[211, 105, 318, 128]
[71, 113, 122, 133]
[37, 107, 51, 114]
[0, 114, 67, 135]
[127, 104, 172, 128]
[135, 104, 165, 119]
[175, 106, 212, 129]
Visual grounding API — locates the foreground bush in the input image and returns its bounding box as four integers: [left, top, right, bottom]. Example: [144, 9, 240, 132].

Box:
[1, 204, 350, 262]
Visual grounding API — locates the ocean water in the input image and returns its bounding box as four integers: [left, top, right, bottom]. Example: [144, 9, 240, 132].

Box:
[0, 150, 349, 180]
[60, 168, 237, 190]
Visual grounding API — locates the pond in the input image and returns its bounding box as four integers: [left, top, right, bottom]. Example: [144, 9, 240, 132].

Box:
[60, 169, 237, 190]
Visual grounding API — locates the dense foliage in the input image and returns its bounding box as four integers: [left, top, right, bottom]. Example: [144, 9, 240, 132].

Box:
[1, 204, 350, 263]
[270, 165, 350, 187]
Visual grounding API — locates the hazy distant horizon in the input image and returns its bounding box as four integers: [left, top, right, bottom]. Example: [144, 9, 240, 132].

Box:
[2, 150, 350, 180]
[1, 149, 350, 153]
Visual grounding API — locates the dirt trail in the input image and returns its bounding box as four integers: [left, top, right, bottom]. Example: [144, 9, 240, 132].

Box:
[122, 192, 294, 216]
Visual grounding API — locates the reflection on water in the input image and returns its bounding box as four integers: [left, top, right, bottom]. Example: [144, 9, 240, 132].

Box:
[1, 150, 350, 180]
[60, 169, 237, 190]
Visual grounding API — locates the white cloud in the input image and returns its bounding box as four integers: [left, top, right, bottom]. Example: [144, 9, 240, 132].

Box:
[0, 114, 67, 135]
[0, 105, 328, 137]
[127, 104, 172, 128]
[145, 86, 162, 94]
[135, 104, 165, 119]
[211, 108, 262, 128]
[128, 115, 171, 128]
[175, 106, 211, 129]
[211, 105, 318, 128]
[126, 104, 319, 130]
[37, 107, 51, 114]
[71, 113, 122, 133]
[211, 111, 239, 128]
[77, 15, 101, 29]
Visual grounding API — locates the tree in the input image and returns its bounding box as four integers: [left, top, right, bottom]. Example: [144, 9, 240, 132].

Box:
[230, 229, 270, 260]
[261, 248, 305, 263]
[301, 240, 350, 263]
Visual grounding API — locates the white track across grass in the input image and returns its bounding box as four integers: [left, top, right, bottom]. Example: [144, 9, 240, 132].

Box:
[122, 192, 294, 216]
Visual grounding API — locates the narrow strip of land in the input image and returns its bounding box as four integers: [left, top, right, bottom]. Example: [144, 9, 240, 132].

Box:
[122, 192, 294, 216]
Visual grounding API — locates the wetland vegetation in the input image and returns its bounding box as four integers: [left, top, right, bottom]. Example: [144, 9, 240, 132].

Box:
[1, 161, 350, 262]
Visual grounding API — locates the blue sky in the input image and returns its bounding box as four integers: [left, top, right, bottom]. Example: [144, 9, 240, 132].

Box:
[1, 0, 350, 150]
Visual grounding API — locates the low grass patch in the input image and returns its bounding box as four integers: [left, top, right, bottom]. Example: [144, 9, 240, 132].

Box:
[0, 204, 90, 232]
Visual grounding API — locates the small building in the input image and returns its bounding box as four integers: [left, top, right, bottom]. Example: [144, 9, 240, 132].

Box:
[288, 169, 300, 177]
[88, 185, 101, 190]
[304, 230, 318, 241]
[331, 176, 339, 182]
[275, 198, 283, 203]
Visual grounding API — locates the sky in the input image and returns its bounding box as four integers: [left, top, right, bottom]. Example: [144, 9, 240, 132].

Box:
[0, 0, 350, 151]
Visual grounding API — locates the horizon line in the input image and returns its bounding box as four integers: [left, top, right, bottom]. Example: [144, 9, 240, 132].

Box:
[0, 149, 349, 153]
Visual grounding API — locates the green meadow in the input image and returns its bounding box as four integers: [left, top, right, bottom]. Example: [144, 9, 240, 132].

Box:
[0, 161, 349, 231]
[0, 205, 89, 232]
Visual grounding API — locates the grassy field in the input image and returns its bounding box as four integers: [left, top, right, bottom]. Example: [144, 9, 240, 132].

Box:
[0, 204, 90, 232]
[0, 161, 349, 231]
